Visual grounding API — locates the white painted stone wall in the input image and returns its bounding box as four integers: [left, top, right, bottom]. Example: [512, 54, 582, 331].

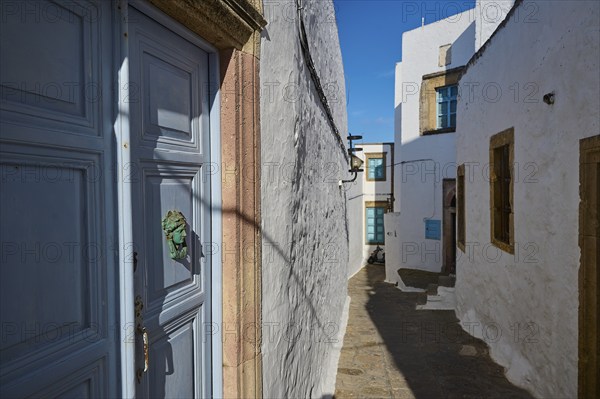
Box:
[260, 0, 350, 397]
[475, 0, 516, 49]
[387, 10, 476, 280]
[383, 212, 402, 283]
[393, 62, 403, 212]
[347, 164, 365, 278]
[455, 1, 599, 397]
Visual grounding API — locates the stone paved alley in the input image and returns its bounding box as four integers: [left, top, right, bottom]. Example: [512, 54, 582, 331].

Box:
[334, 265, 534, 399]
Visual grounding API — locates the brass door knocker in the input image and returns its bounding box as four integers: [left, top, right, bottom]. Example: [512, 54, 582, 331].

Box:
[161, 210, 188, 260]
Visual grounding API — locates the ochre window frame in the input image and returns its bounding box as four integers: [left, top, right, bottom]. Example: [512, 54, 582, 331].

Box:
[489, 128, 515, 254]
[457, 164, 466, 252]
[419, 66, 463, 135]
[364, 201, 388, 245]
[365, 152, 387, 182]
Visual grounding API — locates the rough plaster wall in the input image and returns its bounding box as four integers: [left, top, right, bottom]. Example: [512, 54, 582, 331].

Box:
[387, 10, 475, 278]
[347, 170, 364, 278]
[260, 0, 350, 397]
[475, 0, 516, 49]
[455, 1, 600, 397]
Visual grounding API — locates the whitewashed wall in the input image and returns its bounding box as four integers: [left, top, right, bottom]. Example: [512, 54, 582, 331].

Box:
[260, 0, 350, 397]
[393, 62, 403, 209]
[455, 1, 599, 397]
[347, 172, 364, 278]
[475, 0, 516, 49]
[387, 10, 476, 280]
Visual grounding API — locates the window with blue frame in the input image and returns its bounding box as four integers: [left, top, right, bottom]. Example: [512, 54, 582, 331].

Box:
[366, 153, 386, 181]
[436, 85, 458, 129]
[365, 205, 386, 244]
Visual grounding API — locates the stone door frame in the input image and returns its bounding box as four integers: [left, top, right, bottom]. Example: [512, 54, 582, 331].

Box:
[578, 134, 599, 398]
[442, 179, 456, 274]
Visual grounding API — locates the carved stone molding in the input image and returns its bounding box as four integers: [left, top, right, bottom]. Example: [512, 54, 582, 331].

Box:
[148, 0, 266, 53]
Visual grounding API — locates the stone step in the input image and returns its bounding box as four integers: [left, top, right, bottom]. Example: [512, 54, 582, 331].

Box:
[418, 286, 456, 310]
[426, 283, 438, 296]
[438, 275, 456, 288]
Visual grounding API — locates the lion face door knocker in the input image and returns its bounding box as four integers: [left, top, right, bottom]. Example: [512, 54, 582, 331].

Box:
[161, 210, 188, 260]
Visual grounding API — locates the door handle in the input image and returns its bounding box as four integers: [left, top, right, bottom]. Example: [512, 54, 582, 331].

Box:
[136, 325, 149, 383]
[141, 327, 149, 373]
[135, 295, 149, 383]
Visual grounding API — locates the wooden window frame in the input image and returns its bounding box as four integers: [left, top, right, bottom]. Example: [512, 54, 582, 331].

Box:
[457, 164, 466, 252]
[365, 201, 387, 245]
[489, 128, 515, 254]
[419, 66, 463, 135]
[365, 152, 387, 181]
[436, 85, 458, 130]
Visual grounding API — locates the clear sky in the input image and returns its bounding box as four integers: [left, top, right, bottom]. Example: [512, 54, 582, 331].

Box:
[335, 0, 476, 143]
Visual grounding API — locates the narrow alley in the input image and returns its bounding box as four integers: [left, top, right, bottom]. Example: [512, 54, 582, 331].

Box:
[335, 264, 533, 399]
[1, 0, 598, 397]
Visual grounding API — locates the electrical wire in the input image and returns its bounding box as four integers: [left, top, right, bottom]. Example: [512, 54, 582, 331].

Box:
[296, 0, 349, 162]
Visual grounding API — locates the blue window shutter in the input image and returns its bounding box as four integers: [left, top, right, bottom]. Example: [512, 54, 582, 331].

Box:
[425, 220, 441, 240]
[366, 206, 386, 244]
[436, 85, 458, 129]
[367, 158, 384, 180]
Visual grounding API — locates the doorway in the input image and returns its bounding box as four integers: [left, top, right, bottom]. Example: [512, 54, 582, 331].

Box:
[443, 179, 457, 274]
[127, 3, 216, 397]
[579, 134, 599, 398]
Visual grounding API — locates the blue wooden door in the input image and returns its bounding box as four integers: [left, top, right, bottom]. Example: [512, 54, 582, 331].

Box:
[0, 1, 118, 396]
[128, 4, 212, 397]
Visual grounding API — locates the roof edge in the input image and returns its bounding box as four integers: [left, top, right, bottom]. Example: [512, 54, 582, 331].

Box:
[458, 0, 525, 81]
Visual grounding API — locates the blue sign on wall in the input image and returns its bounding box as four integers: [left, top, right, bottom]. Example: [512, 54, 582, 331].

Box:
[425, 219, 441, 240]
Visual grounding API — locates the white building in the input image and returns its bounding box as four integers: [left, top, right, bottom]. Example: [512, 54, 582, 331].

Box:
[455, 0, 599, 397]
[356, 143, 394, 266]
[386, 0, 515, 284]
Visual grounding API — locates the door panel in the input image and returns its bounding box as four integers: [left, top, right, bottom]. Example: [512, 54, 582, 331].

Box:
[131, 9, 207, 155]
[145, 54, 194, 138]
[129, 5, 212, 398]
[143, 168, 201, 306]
[0, 149, 99, 361]
[0, 0, 102, 135]
[149, 314, 200, 398]
[0, 1, 116, 397]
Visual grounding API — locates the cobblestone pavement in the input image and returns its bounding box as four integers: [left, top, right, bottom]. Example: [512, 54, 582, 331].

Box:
[334, 264, 534, 399]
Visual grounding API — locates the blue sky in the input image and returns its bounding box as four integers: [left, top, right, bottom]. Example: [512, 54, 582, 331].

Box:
[335, 0, 476, 143]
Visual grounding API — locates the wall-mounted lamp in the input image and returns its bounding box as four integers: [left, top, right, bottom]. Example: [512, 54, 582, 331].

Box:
[350, 154, 364, 172]
[340, 134, 364, 185]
